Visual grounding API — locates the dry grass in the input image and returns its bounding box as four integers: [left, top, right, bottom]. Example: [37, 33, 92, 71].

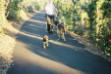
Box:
[0, 34, 15, 74]
[0, 9, 28, 74]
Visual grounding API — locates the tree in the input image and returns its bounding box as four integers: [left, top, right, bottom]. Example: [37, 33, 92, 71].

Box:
[0, 0, 7, 33]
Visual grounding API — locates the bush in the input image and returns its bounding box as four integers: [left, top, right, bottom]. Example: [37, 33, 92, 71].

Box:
[54, 0, 111, 56]
[7, 0, 23, 20]
[35, 4, 41, 10]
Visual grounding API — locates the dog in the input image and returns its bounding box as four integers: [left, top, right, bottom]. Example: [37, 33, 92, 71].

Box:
[57, 22, 66, 41]
[43, 35, 49, 49]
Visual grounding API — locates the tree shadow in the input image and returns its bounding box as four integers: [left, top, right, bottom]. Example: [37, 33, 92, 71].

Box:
[16, 32, 111, 74]
[20, 11, 85, 49]
[8, 11, 111, 74]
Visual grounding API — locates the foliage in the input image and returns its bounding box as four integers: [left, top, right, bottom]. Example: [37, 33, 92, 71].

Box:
[7, 0, 23, 20]
[96, 0, 111, 56]
[54, 0, 111, 56]
[0, 0, 7, 33]
[53, 0, 73, 25]
[34, 3, 41, 10]
[0, 0, 111, 56]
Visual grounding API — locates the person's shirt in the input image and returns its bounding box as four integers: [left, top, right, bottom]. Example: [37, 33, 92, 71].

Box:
[45, 2, 57, 16]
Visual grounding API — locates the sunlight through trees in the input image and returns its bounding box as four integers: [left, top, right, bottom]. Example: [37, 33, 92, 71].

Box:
[0, 0, 111, 57]
[53, 0, 111, 56]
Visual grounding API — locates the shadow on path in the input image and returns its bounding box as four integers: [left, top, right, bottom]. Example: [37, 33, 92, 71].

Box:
[7, 11, 111, 74]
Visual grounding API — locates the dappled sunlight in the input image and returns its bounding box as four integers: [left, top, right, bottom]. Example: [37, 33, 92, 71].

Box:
[19, 30, 42, 39]
[0, 34, 15, 58]
[0, 34, 15, 74]
[3, 22, 20, 35]
[14, 41, 83, 74]
[49, 39, 82, 50]
[19, 31, 83, 51]
[0, 0, 111, 74]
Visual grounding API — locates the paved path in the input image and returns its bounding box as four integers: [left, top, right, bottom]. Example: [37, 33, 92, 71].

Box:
[7, 11, 111, 74]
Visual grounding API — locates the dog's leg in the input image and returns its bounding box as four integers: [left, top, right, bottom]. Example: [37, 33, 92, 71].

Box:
[43, 42, 46, 48]
[46, 41, 49, 48]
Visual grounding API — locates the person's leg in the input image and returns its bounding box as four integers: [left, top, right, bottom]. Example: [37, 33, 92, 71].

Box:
[46, 16, 49, 32]
[52, 15, 55, 31]
[49, 15, 55, 32]
[46, 41, 49, 47]
[47, 23, 50, 33]
[47, 15, 52, 33]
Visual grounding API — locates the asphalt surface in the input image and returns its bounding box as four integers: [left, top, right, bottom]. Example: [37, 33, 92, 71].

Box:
[7, 11, 111, 74]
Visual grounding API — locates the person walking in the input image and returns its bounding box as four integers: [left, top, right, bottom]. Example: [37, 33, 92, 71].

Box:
[45, 0, 57, 33]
